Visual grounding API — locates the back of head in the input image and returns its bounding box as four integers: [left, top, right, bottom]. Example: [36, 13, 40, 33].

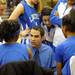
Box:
[0, 61, 43, 75]
[62, 6, 75, 32]
[0, 20, 20, 42]
[0, 61, 54, 75]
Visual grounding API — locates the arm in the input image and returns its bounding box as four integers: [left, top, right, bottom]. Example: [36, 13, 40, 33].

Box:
[50, 1, 60, 17]
[55, 44, 64, 75]
[8, 3, 24, 20]
[50, 0, 62, 27]
[50, 0, 67, 27]
[50, 0, 64, 17]
[56, 62, 62, 75]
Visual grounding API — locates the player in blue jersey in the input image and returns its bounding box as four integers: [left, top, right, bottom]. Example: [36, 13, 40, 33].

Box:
[9, 0, 42, 29]
[50, 0, 75, 27]
[8, 0, 43, 44]
[0, 20, 28, 66]
[55, 7, 75, 75]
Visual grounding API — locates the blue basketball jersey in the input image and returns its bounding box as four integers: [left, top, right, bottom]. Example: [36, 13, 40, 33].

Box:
[18, 1, 41, 29]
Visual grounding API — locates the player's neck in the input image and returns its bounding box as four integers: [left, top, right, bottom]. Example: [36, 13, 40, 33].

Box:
[25, 0, 34, 7]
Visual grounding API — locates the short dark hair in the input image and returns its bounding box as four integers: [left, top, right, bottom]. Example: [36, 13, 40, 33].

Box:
[0, 61, 54, 75]
[0, 20, 20, 42]
[40, 7, 52, 22]
[62, 6, 75, 32]
[31, 26, 45, 37]
[41, 7, 52, 16]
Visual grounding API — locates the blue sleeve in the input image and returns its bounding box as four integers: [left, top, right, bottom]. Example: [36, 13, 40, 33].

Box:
[62, 60, 71, 75]
[50, 16, 62, 27]
[55, 45, 64, 63]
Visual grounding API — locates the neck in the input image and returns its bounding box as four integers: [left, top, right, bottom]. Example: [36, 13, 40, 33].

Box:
[25, 0, 34, 7]
[33, 43, 42, 49]
[67, 32, 75, 38]
[5, 37, 18, 43]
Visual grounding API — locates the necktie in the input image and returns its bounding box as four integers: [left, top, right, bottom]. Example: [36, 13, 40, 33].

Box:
[33, 49, 41, 65]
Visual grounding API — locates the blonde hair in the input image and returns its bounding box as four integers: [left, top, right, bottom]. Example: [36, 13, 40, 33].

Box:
[36, 0, 43, 13]
[0, 0, 6, 4]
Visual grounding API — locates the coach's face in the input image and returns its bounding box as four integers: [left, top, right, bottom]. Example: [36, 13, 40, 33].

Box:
[30, 29, 42, 48]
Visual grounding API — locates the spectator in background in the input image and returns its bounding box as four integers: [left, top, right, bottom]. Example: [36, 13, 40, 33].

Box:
[0, 20, 28, 66]
[55, 7, 75, 75]
[6, 0, 19, 16]
[0, 2, 5, 23]
[0, 3, 5, 43]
